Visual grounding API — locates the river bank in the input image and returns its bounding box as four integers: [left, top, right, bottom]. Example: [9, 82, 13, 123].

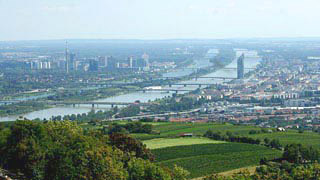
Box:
[0, 49, 260, 122]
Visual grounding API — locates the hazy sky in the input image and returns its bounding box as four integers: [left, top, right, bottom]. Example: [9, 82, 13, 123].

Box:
[1, 0, 320, 41]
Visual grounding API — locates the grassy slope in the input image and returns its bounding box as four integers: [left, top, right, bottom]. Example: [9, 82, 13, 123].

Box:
[153, 143, 281, 178]
[153, 123, 261, 135]
[133, 123, 263, 140]
[134, 123, 320, 149]
[143, 137, 225, 149]
[249, 131, 320, 149]
[193, 166, 257, 180]
[218, 166, 257, 176]
[131, 122, 320, 177]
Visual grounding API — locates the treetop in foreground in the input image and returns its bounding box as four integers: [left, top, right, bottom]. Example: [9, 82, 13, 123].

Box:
[0, 120, 188, 180]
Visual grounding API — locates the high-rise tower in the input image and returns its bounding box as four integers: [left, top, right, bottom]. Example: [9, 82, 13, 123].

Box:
[142, 53, 149, 68]
[65, 41, 76, 72]
[106, 56, 117, 70]
[69, 53, 75, 71]
[65, 41, 69, 73]
[128, 56, 134, 68]
[237, 53, 244, 79]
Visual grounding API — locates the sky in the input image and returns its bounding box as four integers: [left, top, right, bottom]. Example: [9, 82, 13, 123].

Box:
[1, 0, 320, 41]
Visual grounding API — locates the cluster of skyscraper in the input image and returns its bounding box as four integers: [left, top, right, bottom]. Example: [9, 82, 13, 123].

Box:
[29, 61, 51, 70]
[27, 42, 150, 72]
[127, 53, 150, 69]
[65, 48, 149, 73]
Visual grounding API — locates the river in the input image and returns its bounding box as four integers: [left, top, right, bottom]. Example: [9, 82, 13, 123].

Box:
[0, 49, 261, 121]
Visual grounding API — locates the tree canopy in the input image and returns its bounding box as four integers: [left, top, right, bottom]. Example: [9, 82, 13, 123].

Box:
[0, 120, 188, 180]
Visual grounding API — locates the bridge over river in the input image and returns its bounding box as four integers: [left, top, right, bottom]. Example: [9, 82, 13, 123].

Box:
[46, 101, 151, 108]
[0, 100, 154, 108]
[164, 76, 237, 80]
[174, 67, 254, 71]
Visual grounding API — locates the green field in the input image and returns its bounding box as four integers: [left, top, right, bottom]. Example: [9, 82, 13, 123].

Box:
[152, 143, 281, 178]
[249, 131, 320, 149]
[133, 123, 320, 149]
[143, 137, 225, 149]
[133, 122, 320, 178]
[133, 123, 263, 140]
[152, 123, 261, 136]
[86, 121, 320, 178]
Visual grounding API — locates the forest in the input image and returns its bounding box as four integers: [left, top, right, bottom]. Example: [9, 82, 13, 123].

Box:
[0, 120, 189, 180]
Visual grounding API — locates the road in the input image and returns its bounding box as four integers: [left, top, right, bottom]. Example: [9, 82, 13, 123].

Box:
[104, 108, 200, 121]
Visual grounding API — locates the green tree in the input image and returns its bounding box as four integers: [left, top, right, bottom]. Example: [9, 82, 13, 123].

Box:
[127, 158, 171, 180]
[264, 138, 270, 146]
[109, 133, 155, 161]
[171, 165, 190, 180]
[2, 120, 47, 180]
[0, 120, 188, 180]
[269, 139, 281, 149]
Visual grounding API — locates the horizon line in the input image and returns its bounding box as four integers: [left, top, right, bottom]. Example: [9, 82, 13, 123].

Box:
[2, 36, 320, 43]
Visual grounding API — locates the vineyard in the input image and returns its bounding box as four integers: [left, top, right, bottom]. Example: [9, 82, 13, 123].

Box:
[249, 131, 320, 149]
[152, 143, 281, 178]
[135, 122, 320, 178]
